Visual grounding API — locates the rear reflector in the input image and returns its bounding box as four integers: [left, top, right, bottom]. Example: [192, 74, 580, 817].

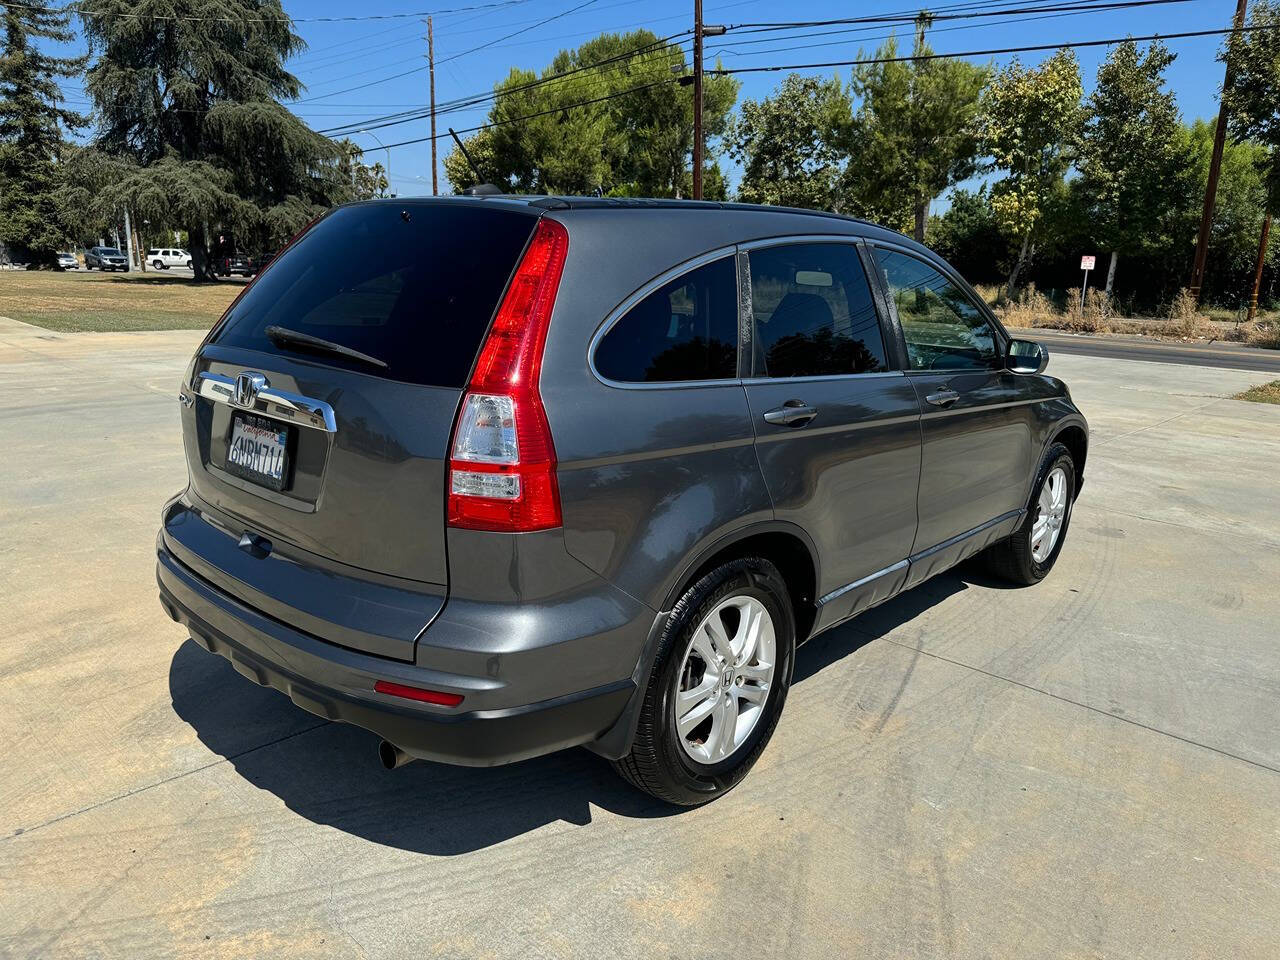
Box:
[374, 680, 465, 707]
[447, 217, 569, 532]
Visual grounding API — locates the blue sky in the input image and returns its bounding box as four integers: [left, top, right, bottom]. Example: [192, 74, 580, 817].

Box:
[52, 0, 1237, 197]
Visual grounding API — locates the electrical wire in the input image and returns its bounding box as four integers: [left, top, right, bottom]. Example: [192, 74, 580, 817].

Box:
[710, 22, 1279, 74]
[0, 0, 532, 23]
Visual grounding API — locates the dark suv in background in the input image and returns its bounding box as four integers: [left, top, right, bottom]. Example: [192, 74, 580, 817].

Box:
[158, 197, 1087, 805]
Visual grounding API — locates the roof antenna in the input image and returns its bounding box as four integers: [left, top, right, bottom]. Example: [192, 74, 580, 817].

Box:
[449, 127, 502, 196]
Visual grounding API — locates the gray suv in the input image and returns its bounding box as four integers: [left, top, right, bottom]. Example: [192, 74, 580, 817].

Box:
[157, 197, 1087, 805]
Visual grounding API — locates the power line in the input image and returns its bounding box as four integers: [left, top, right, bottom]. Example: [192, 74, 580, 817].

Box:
[435, 0, 604, 65]
[726, 0, 1191, 30]
[708, 0, 1201, 58]
[317, 31, 691, 135]
[362, 76, 681, 152]
[313, 0, 1191, 137]
[291, 0, 608, 102]
[0, 0, 532, 23]
[710, 21, 1280, 74]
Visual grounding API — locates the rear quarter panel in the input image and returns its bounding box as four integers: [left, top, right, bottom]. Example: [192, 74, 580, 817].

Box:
[538, 209, 784, 611]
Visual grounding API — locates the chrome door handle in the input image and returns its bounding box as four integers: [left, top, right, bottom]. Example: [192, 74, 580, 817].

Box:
[925, 390, 960, 408]
[763, 400, 818, 427]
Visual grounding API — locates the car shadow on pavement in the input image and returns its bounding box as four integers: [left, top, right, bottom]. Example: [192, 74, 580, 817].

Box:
[168, 566, 979, 855]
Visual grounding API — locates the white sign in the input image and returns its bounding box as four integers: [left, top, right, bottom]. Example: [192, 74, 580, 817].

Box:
[1080, 255, 1096, 271]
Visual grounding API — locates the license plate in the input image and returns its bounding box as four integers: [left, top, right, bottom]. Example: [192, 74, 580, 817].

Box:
[226, 413, 289, 491]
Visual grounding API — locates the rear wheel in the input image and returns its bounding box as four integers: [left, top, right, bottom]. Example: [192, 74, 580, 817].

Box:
[983, 442, 1075, 585]
[613, 557, 795, 806]
[153, 259, 164, 269]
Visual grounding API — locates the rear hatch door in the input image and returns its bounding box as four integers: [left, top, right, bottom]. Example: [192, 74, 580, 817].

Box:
[178, 201, 539, 652]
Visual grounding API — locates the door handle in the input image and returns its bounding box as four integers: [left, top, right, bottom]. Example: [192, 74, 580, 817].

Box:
[763, 400, 818, 427]
[925, 389, 960, 408]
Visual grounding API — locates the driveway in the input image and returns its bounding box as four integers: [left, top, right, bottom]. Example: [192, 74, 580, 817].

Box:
[2, 316, 1278, 959]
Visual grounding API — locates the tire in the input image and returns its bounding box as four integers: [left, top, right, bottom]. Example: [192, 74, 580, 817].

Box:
[153, 260, 164, 269]
[613, 557, 795, 806]
[186, 261, 192, 270]
[983, 442, 1076, 585]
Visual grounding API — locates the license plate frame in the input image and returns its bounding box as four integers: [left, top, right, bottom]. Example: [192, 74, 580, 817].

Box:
[225, 412, 292, 492]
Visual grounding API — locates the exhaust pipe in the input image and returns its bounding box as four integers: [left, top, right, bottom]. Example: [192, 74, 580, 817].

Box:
[378, 740, 417, 770]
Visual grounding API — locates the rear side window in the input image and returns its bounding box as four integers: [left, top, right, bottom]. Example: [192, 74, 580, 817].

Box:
[748, 242, 888, 378]
[213, 203, 537, 387]
[593, 256, 738, 383]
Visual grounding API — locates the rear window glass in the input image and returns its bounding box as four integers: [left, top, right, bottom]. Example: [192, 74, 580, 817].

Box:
[213, 203, 537, 387]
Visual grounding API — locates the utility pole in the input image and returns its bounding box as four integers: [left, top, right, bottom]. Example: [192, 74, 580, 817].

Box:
[428, 16, 438, 195]
[1188, 0, 1249, 303]
[1247, 212, 1272, 323]
[690, 2, 725, 201]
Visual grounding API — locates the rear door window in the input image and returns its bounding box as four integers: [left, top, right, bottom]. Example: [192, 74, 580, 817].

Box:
[747, 242, 888, 378]
[212, 203, 538, 387]
[593, 255, 738, 383]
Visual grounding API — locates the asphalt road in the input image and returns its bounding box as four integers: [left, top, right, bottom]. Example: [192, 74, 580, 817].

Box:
[3, 315, 1279, 959]
[1026, 327, 1280, 374]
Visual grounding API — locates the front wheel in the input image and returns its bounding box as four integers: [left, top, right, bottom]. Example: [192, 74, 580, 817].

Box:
[613, 557, 795, 806]
[982, 442, 1076, 585]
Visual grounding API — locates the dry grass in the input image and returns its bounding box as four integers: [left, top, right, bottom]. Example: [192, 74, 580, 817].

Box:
[0, 270, 241, 332]
[995, 282, 1278, 346]
[1234, 380, 1280, 404]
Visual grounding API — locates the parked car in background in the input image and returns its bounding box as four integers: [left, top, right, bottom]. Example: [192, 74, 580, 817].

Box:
[218, 252, 263, 277]
[146, 248, 192, 270]
[55, 252, 78, 270]
[158, 197, 1088, 806]
[85, 247, 129, 271]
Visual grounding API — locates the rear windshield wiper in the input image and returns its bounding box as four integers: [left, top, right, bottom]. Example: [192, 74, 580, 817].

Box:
[264, 325, 388, 370]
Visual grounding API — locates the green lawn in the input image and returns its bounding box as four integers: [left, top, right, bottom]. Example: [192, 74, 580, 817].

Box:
[1234, 381, 1280, 405]
[0, 269, 242, 332]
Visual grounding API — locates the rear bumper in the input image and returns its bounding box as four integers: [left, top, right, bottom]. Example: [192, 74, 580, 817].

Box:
[157, 538, 635, 766]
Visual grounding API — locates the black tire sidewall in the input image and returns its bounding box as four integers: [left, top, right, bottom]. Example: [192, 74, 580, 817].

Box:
[651, 561, 795, 802]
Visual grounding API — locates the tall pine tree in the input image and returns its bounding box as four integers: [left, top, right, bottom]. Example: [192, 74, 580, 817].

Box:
[77, 0, 350, 278]
[0, 2, 84, 263]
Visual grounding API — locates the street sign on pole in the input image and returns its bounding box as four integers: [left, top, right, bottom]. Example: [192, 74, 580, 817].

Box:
[1080, 255, 1096, 308]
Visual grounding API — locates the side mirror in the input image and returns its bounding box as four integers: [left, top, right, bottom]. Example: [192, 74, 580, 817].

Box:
[1007, 338, 1049, 374]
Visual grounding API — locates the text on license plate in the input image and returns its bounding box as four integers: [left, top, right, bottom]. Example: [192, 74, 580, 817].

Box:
[228, 415, 287, 484]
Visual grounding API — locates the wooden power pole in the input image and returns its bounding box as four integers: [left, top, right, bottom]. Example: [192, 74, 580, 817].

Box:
[1248, 212, 1272, 323]
[428, 16, 438, 196]
[1188, 0, 1249, 303]
[690, 2, 724, 201]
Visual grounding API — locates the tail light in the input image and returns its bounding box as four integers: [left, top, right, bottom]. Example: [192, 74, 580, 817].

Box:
[448, 218, 569, 532]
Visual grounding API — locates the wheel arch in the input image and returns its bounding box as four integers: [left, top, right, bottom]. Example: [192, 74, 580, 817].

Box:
[1050, 419, 1088, 496]
[658, 521, 821, 645]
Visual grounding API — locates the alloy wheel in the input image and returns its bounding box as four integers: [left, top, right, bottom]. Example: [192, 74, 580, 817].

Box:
[1031, 465, 1069, 562]
[673, 595, 776, 765]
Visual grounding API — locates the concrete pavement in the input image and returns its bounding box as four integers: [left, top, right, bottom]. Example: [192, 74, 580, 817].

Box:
[2, 315, 1279, 959]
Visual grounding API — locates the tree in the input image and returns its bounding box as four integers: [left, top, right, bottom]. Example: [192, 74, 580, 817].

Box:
[444, 31, 738, 196]
[728, 73, 849, 210]
[1075, 40, 1190, 298]
[336, 139, 389, 200]
[77, 0, 352, 278]
[841, 22, 990, 240]
[927, 186, 1015, 284]
[0, 2, 85, 263]
[1221, 0, 1280, 315]
[981, 49, 1084, 295]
